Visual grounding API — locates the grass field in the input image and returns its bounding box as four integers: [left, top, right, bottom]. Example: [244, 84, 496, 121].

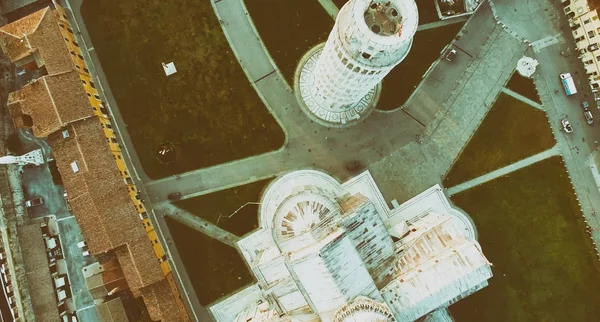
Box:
[166, 218, 254, 306]
[81, 0, 284, 179]
[245, 0, 333, 85]
[449, 157, 600, 321]
[173, 179, 272, 236]
[444, 93, 555, 187]
[505, 72, 542, 104]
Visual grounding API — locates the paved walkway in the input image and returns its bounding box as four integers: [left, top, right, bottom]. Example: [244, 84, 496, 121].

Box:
[417, 15, 469, 32]
[446, 145, 560, 196]
[501, 87, 544, 111]
[370, 3, 527, 201]
[317, 0, 339, 19]
[155, 204, 240, 247]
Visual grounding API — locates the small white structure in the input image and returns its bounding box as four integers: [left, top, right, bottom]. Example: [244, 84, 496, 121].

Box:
[210, 170, 493, 322]
[0, 149, 44, 166]
[516, 56, 539, 78]
[162, 62, 177, 76]
[295, 0, 419, 127]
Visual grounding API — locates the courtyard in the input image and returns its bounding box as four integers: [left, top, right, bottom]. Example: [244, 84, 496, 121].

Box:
[449, 157, 600, 321]
[81, 0, 285, 180]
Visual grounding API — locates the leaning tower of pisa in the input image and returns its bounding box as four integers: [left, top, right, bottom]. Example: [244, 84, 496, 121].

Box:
[294, 0, 418, 127]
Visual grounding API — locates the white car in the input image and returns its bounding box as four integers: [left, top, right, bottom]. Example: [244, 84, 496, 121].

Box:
[584, 111, 594, 125]
[561, 119, 573, 133]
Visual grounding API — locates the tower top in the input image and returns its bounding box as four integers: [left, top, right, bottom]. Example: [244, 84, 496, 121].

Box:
[364, 1, 403, 36]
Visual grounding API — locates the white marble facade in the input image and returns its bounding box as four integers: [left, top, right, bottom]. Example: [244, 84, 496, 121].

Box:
[210, 170, 493, 322]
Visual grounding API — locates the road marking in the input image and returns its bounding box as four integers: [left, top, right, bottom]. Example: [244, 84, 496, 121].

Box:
[531, 34, 563, 53]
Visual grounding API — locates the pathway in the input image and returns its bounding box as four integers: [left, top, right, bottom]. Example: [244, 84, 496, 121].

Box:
[317, 0, 339, 19]
[417, 15, 469, 32]
[155, 204, 240, 248]
[501, 87, 544, 111]
[446, 145, 561, 196]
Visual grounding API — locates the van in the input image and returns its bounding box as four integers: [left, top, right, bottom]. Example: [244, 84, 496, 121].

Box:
[560, 73, 577, 95]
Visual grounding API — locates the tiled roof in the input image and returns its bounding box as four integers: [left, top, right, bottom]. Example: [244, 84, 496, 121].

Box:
[96, 298, 129, 322]
[115, 235, 164, 295]
[0, 7, 74, 73]
[48, 118, 146, 251]
[49, 118, 163, 294]
[7, 70, 93, 137]
[17, 224, 61, 322]
[141, 279, 187, 322]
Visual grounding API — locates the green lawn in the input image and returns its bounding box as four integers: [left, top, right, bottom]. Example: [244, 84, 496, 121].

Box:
[505, 72, 542, 104]
[173, 179, 272, 237]
[81, 0, 284, 179]
[449, 157, 600, 321]
[166, 218, 254, 306]
[377, 22, 464, 110]
[245, 0, 333, 85]
[444, 93, 555, 187]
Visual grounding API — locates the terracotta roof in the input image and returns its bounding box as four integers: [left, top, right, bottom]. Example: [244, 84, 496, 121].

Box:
[141, 279, 187, 322]
[0, 7, 74, 73]
[17, 224, 61, 322]
[7, 70, 93, 137]
[115, 235, 164, 295]
[96, 298, 129, 322]
[48, 118, 147, 253]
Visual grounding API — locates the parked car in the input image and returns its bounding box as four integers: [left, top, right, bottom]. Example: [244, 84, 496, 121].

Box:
[77, 241, 87, 249]
[167, 192, 182, 201]
[584, 111, 594, 125]
[25, 197, 44, 208]
[561, 119, 573, 133]
[581, 100, 590, 110]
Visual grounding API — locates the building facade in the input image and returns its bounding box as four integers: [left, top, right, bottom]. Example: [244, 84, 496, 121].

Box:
[562, 0, 600, 96]
[210, 170, 493, 322]
[295, 0, 418, 127]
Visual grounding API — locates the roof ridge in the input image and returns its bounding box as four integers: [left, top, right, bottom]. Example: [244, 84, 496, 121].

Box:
[41, 76, 63, 126]
[30, 7, 51, 35]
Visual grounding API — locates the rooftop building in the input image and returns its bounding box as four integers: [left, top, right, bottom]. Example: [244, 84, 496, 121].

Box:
[562, 0, 600, 97]
[0, 6, 187, 321]
[210, 170, 493, 322]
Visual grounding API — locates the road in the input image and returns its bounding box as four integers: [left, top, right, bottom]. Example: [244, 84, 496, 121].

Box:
[492, 0, 600, 248]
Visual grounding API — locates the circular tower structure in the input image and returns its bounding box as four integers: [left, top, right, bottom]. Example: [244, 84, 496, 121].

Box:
[295, 0, 418, 127]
